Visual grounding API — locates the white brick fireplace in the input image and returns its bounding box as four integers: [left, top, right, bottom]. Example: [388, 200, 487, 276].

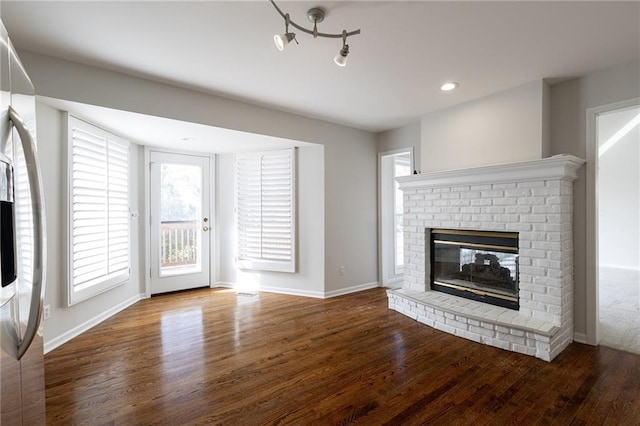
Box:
[387, 155, 585, 361]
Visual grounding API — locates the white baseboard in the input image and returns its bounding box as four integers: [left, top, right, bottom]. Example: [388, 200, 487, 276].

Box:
[214, 281, 325, 298]
[214, 281, 380, 299]
[44, 293, 144, 355]
[324, 281, 380, 298]
[573, 332, 589, 345]
[260, 285, 325, 298]
[256, 284, 326, 298]
[212, 281, 234, 289]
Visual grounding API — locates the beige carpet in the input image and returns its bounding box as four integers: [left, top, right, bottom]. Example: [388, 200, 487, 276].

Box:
[599, 271, 640, 355]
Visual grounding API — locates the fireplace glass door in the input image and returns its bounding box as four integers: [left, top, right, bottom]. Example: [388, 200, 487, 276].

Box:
[431, 229, 519, 310]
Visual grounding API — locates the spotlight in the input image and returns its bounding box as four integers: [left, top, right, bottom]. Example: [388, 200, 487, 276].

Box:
[274, 33, 296, 51]
[334, 45, 349, 67]
[274, 13, 297, 51]
[333, 30, 349, 67]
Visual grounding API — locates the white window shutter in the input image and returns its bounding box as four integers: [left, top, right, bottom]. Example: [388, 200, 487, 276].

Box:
[236, 148, 295, 273]
[68, 116, 130, 304]
[236, 153, 262, 262]
[107, 140, 130, 274]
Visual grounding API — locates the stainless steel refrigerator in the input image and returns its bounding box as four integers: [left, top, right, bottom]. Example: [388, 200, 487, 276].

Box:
[0, 19, 47, 425]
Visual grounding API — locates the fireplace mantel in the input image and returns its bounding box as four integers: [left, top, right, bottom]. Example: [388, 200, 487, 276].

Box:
[397, 155, 585, 190]
[388, 153, 586, 361]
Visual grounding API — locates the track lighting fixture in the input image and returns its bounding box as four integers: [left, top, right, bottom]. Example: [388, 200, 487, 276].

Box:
[269, 0, 361, 67]
[334, 31, 349, 67]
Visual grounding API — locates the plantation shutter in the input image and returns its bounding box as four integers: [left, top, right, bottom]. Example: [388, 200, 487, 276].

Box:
[68, 116, 130, 305]
[236, 148, 295, 273]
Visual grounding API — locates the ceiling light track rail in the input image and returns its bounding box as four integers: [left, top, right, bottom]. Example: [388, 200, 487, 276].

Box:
[269, 0, 361, 67]
[269, 0, 361, 39]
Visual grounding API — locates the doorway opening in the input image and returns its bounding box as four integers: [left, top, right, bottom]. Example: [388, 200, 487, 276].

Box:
[379, 149, 412, 287]
[596, 104, 640, 354]
[148, 150, 213, 295]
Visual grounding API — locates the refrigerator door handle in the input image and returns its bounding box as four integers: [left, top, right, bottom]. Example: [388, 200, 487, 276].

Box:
[8, 106, 47, 360]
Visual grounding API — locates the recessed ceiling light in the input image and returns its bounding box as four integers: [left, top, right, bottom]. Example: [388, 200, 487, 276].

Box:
[440, 82, 459, 92]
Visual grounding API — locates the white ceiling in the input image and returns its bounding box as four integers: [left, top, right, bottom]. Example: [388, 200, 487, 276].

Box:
[39, 96, 312, 153]
[2, 1, 640, 141]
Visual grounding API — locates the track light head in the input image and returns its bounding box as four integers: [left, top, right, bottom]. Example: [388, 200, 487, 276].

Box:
[274, 12, 297, 51]
[334, 44, 349, 67]
[274, 32, 296, 51]
[334, 30, 349, 67]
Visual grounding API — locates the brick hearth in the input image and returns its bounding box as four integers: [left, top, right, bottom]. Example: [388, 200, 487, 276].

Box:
[387, 155, 585, 361]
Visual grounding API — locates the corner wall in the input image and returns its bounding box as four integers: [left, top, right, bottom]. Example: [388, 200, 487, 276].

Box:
[550, 60, 640, 341]
[21, 50, 378, 302]
[378, 122, 421, 171]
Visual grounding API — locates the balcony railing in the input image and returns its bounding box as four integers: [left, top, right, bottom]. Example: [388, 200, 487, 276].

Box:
[161, 220, 199, 268]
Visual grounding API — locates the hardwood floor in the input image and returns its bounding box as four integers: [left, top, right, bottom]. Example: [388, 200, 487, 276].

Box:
[45, 288, 640, 425]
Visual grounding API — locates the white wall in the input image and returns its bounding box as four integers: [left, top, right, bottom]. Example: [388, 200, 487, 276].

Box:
[421, 80, 549, 172]
[323, 131, 378, 294]
[21, 50, 378, 301]
[378, 122, 421, 171]
[36, 102, 145, 352]
[598, 107, 640, 273]
[216, 146, 326, 297]
[551, 60, 640, 339]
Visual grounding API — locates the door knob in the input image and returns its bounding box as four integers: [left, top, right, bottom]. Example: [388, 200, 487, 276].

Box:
[203, 226, 209, 232]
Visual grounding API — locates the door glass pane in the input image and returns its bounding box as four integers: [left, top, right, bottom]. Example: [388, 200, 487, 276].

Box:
[393, 154, 411, 274]
[159, 163, 202, 276]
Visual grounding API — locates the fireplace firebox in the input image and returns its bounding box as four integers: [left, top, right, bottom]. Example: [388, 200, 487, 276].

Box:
[430, 229, 519, 310]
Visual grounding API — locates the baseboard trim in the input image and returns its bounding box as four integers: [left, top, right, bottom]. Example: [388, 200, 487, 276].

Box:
[214, 281, 324, 298]
[573, 332, 589, 345]
[213, 281, 380, 299]
[260, 285, 325, 299]
[44, 293, 144, 355]
[324, 281, 380, 298]
[212, 281, 234, 289]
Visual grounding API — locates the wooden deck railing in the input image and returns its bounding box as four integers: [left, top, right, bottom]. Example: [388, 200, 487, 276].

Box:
[161, 221, 199, 267]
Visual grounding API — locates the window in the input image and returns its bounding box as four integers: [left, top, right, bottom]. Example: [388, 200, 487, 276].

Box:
[235, 148, 295, 273]
[67, 115, 130, 305]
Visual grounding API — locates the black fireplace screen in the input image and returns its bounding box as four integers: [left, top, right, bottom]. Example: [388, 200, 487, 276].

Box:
[431, 229, 519, 310]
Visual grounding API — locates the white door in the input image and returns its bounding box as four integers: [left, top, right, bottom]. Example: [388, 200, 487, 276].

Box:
[149, 151, 211, 294]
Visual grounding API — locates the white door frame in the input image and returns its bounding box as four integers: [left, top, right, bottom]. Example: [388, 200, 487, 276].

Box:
[378, 147, 413, 287]
[585, 97, 640, 345]
[143, 147, 215, 297]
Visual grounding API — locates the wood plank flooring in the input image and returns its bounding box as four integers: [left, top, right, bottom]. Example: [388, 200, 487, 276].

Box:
[44, 288, 640, 425]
